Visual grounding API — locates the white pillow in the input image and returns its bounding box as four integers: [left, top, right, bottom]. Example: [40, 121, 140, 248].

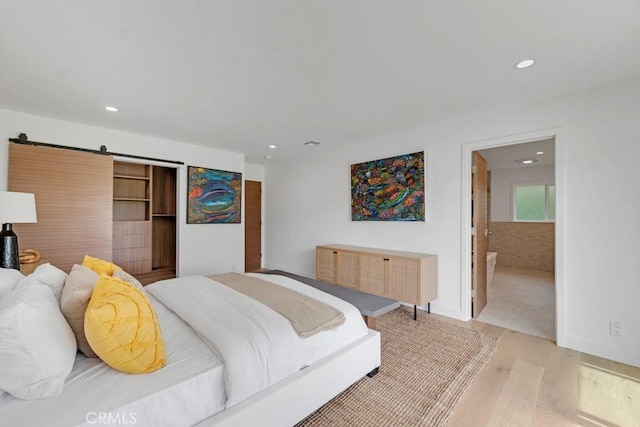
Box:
[0, 268, 24, 300]
[15, 263, 67, 302]
[0, 285, 77, 400]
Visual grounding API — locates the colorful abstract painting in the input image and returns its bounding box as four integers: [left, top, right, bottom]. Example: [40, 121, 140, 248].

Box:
[187, 166, 242, 223]
[351, 151, 425, 221]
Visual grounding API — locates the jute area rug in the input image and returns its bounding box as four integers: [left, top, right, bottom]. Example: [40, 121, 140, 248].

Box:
[297, 308, 499, 426]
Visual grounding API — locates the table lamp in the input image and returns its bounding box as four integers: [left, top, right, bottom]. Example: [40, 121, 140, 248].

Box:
[0, 191, 38, 270]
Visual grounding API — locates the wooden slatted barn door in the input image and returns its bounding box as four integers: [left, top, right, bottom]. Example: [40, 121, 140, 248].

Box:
[244, 180, 262, 272]
[8, 143, 113, 273]
[472, 151, 488, 318]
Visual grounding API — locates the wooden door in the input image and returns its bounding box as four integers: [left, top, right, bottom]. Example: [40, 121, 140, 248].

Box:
[9, 143, 113, 273]
[244, 180, 262, 272]
[472, 151, 488, 318]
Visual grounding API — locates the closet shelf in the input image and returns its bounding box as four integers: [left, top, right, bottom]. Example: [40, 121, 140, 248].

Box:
[114, 174, 150, 181]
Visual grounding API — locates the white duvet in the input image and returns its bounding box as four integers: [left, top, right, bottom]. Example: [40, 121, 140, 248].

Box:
[1, 273, 369, 426]
[147, 275, 304, 408]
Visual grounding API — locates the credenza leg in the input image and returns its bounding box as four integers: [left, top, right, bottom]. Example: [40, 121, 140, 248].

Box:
[412, 303, 430, 320]
[367, 367, 379, 378]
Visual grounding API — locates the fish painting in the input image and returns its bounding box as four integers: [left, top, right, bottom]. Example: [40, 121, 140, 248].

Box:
[188, 166, 242, 223]
[351, 152, 425, 221]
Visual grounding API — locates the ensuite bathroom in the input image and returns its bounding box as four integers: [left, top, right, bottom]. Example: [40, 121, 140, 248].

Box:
[475, 138, 556, 340]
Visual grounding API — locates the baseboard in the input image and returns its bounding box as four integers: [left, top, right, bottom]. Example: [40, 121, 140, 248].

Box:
[398, 301, 465, 321]
[565, 335, 640, 368]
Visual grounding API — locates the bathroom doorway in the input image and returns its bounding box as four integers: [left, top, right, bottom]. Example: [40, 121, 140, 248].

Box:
[473, 138, 556, 339]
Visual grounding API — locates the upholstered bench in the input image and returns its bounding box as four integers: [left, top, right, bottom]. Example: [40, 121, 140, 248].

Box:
[261, 270, 400, 329]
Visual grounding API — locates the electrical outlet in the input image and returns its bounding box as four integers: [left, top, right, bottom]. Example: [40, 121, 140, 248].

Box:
[610, 321, 623, 336]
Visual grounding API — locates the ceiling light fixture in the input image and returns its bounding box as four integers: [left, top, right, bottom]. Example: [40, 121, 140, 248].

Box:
[516, 157, 539, 165]
[105, 106, 118, 112]
[515, 59, 535, 69]
[536, 151, 544, 155]
[268, 145, 277, 149]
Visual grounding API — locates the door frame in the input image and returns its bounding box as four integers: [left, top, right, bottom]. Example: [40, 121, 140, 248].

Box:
[460, 127, 566, 347]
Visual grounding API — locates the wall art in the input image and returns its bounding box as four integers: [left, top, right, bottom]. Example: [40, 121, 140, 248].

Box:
[351, 151, 425, 221]
[187, 166, 242, 223]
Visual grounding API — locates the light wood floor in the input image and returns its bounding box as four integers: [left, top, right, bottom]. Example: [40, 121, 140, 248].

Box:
[419, 311, 640, 427]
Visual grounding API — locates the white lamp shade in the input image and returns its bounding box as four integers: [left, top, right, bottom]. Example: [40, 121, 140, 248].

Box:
[0, 192, 38, 223]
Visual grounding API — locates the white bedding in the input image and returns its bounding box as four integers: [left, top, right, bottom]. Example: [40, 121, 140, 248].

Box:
[247, 273, 369, 365]
[146, 273, 369, 408]
[0, 272, 370, 427]
[147, 275, 305, 408]
[0, 294, 225, 427]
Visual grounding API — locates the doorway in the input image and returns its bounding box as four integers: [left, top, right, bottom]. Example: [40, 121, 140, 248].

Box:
[461, 128, 565, 346]
[474, 139, 556, 340]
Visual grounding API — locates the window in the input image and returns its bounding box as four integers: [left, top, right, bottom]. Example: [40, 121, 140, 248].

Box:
[514, 184, 555, 221]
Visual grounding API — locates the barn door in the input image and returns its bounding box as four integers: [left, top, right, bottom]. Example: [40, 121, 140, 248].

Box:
[9, 143, 113, 273]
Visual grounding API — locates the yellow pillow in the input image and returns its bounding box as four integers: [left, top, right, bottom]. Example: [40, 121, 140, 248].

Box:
[84, 274, 166, 374]
[82, 255, 122, 276]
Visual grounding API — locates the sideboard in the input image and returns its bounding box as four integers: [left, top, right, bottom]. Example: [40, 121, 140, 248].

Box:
[316, 244, 437, 316]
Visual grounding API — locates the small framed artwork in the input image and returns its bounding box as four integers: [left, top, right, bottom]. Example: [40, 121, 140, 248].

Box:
[351, 151, 425, 221]
[187, 166, 242, 223]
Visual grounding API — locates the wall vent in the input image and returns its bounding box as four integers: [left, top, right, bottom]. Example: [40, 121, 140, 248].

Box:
[304, 140, 323, 147]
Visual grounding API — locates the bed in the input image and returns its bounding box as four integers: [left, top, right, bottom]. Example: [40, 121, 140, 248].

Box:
[0, 271, 381, 427]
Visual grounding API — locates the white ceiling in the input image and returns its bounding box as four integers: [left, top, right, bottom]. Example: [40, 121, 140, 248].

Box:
[479, 138, 555, 170]
[1, 1, 639, 164]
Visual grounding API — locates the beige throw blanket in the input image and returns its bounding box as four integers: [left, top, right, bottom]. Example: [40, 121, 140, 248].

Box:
[208, 273, 345, 338]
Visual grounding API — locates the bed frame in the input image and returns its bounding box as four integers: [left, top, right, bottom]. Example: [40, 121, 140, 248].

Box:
[197, 329, 381, 427]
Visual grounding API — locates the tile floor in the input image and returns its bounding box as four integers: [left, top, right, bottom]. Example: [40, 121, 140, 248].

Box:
[477, 267, 556, 340]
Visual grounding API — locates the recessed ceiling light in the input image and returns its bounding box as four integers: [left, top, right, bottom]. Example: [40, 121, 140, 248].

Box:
[268, 145, 277, 149]
[536, 151, 544, 155]
[516, 157, 539, 165]
[515, 59, 535, 69]
[105, 106, 118, 112]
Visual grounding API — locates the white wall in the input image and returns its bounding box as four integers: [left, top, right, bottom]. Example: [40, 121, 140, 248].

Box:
[0, 108, 245, 276]
[265, 77, 640, 367]
[490, 165, 554, 221]
[244, 163, 265, 182]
